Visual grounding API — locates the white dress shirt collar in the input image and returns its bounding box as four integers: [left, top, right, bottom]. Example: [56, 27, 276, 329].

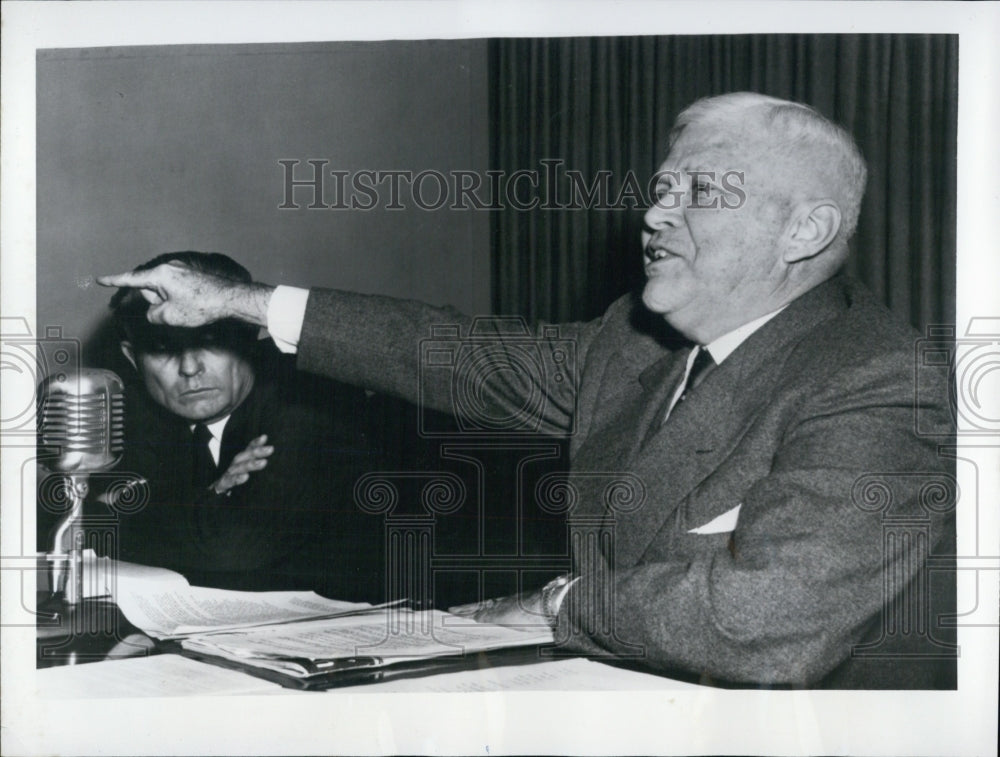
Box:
[189, 415, 231, 465]
[703, 305, 788, 366]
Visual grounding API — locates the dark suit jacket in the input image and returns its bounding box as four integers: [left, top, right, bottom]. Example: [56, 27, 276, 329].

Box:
[104, 343, 384, 600]
[293, 275, 955, 688]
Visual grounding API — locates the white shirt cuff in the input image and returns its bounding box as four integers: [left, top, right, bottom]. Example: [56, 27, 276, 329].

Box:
[552, 575, 580, 614]
[266, 285, 310, 353]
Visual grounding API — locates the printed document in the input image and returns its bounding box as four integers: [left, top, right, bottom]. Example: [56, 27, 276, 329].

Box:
[99, 556, 371, 638]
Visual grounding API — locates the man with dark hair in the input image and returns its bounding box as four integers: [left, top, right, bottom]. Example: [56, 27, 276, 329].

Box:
[101, 251, 384, 599]
[100, 93, 954, 688]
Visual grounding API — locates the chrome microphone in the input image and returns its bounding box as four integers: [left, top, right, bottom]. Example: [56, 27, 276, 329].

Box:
[38, 368, 125, 603]
[38, 368, 125, 473]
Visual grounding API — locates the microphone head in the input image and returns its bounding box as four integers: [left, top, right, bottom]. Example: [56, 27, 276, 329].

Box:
[37, 368, 125, 473]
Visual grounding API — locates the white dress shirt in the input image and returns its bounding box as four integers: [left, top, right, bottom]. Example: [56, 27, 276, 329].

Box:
[189, 416, 230, 466]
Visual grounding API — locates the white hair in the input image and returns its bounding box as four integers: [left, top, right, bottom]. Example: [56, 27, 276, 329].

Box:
[671, 92, 868, 245]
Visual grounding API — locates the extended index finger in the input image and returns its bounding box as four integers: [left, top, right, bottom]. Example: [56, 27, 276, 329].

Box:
[96, 270, 157, 288]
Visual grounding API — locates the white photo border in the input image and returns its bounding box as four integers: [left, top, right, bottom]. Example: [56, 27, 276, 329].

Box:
[2, 2, 998, 755]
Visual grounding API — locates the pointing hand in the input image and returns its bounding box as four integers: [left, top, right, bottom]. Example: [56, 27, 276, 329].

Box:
[98, 261, 273, 328]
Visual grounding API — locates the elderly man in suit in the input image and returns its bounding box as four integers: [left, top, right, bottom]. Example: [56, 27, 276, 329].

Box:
[99, 92, 954, 688]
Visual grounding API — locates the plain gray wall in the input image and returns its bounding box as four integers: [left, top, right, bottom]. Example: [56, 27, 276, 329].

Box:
[36, 40, 490, 360]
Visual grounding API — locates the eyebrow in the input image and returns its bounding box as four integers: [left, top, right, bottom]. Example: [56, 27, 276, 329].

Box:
[652, 167, 724, 187]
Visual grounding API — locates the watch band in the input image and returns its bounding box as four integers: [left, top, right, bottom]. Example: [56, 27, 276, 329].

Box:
[540, 574, 577, 625]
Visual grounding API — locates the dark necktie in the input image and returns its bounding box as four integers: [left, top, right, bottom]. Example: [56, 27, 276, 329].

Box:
[677, 346, 716, 405]
[191, 423, 218, 489]
[649, 346, 716, 437]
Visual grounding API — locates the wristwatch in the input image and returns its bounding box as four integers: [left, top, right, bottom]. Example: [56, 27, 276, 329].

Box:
[540, 574, 577, 626]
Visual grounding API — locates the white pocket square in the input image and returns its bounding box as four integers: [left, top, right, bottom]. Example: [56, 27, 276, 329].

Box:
[688, 504, 742, 535]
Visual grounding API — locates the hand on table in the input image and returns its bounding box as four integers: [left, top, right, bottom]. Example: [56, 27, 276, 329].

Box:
[449, 588, 547, 627]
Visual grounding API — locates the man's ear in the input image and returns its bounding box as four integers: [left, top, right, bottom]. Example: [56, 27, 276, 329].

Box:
[120, 341, 138, 371]
[783, 201, 842, 263]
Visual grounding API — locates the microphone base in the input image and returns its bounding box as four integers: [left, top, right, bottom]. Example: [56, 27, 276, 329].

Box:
[36, 593, 142, 668]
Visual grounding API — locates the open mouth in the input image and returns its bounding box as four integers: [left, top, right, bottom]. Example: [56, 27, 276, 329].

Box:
[645, 246, 673, 264]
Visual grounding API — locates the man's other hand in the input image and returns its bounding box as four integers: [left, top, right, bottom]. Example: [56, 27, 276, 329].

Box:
[98, 261, 273, 328]
[211, 435, 274, 495]
[449, 589, 547, 627]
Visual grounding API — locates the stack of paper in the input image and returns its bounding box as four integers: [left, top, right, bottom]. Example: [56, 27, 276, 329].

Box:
[96, 557, 554, 688]
[179, 609, 554, 679]
[104, 557, 376, 638]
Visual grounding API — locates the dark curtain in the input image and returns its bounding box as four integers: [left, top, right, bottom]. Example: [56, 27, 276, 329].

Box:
[489, 35, 958, 332]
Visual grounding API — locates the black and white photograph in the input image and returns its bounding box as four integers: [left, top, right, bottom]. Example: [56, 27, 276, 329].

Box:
[1, 2, 997, 755]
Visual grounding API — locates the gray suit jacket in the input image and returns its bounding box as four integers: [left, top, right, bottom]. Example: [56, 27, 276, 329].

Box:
[296, 274, 955, 688]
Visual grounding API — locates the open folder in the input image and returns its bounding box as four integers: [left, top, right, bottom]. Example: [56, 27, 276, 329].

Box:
[100, 557, 555, 690]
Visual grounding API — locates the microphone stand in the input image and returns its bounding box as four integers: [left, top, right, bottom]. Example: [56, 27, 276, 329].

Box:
[49, 473, 89, 605]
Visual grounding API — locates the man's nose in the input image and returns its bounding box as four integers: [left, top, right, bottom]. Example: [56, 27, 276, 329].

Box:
[178, 349, 205, 376]
[643, 191, 684, 232]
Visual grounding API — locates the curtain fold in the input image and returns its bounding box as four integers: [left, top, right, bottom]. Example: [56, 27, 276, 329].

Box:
[489, 34, 958, 332]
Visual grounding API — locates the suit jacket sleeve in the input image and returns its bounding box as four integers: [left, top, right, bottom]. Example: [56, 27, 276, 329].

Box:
[296, 288, 603, 436]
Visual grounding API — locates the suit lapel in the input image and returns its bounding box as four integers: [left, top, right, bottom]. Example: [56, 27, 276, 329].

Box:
[613, 350, 769, 566]
[569, 345, 690, 521]
[217, 386, 260, 471]
[637, 347, 695, 448]
[607, 276, 850, 567]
